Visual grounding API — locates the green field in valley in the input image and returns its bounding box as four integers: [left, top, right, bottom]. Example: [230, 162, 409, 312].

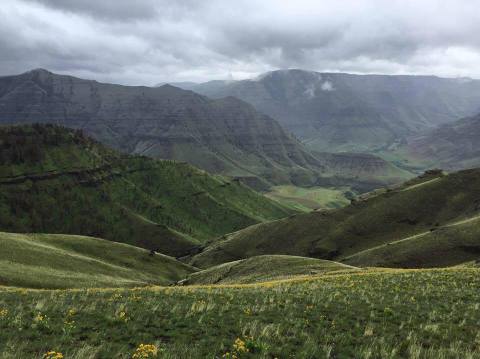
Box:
[265, 185, 351, 211]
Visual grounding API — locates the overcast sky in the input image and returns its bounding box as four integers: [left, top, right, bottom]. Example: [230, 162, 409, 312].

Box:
[1, 0, 480, 85]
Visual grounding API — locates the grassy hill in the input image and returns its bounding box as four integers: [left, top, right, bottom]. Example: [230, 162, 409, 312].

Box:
[343, 215, 480, 268]
[0, 232, 196, 289]
[182, 255, 357, 285]
[0, 124, 294, 257]
[0, 268, 479, 357]
[191, 168, 480, 268]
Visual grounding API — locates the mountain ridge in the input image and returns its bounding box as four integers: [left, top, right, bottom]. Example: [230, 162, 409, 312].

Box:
[175, 69, 480, 153]
[0, 69, 326, 187]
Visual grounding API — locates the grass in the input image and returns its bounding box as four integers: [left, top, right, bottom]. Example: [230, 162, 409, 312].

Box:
[265, 185, 351, 211]
[0, 232, 196, 289]
[182, 255, 357, 285]
[343, 215, 480, 268]
[0, 268, 479, 358]
[192, 168, 480, 268]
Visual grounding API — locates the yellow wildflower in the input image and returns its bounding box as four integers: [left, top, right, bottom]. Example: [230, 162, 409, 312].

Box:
[132, 344, 159, 358]
[233, 338, 248, 353]
[118, 311, 128, 322]
[34, 313, 47, 323]
[43, 351, 64, 359]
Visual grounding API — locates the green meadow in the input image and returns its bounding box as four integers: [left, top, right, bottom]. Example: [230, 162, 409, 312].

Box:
[1, 269, 479, 358]
[265, 185, 351, 211]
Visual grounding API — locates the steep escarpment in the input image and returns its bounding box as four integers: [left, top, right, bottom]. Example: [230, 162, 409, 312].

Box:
[180, 69, 480, 153]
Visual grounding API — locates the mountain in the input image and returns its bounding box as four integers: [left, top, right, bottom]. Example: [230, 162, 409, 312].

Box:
[0, 69, 416, 191]
[0, 124, 293, 257]
[191, 168, 480, 268]
[0, 69, 334, 188]
[0, 231, 196, 289]
[178, 69, 480, 153]
[405, 113, 480, 170]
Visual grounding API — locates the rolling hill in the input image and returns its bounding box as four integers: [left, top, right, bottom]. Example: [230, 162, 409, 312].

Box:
[0, 124, 293, 257]
[405, 112, 480, 170]
[181, 255, 357, 285]
[343, 215, 480, 268]
[191, 168, 480, 268]
[177, 69, 480, 153]
[0, 231, 196, 289]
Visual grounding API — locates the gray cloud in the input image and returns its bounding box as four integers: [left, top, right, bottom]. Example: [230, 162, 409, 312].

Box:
[1, 0, 480, 85]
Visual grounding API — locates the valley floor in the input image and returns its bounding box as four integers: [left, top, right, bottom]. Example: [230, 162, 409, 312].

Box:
[1, 268, 479, 358]
[264, 185, 351, 211]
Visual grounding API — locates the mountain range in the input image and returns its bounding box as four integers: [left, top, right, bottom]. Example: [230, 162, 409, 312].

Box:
[0, 69, 414, 191]
[172, 69, 480, 153]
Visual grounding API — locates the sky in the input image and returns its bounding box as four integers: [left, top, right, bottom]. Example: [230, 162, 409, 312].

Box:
[1, 0, 480, 85]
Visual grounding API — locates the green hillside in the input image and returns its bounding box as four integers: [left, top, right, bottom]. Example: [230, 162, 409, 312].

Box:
[1, 268, 479, 358]
[344, 215, 480, 268]
[191, 168, 480, 267]
[0, 232, 196, 289]
[0, 124, 294, 257]
[182, 255, 357, 285]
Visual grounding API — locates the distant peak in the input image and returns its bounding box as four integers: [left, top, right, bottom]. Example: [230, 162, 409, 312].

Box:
[252, 69, 321, 82]
[26, 68, 52, 75]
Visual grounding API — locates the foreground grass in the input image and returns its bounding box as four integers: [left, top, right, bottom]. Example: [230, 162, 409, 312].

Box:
[1, 268, 479, 358]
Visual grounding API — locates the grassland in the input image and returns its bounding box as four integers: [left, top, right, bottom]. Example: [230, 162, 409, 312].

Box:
[0, 232, 196, 289]
[192, 168, 480, 268]
[0, 268, 479, 358]
[343, 215, 480, 268]
[183, 255, 357, 285]
[265, 185, 351, 211]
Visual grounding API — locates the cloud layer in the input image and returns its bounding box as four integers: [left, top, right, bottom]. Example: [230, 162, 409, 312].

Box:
[1, 0, 480, 84]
